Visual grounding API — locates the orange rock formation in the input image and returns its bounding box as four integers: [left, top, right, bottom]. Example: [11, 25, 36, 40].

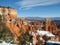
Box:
[0, 6, 60, 42]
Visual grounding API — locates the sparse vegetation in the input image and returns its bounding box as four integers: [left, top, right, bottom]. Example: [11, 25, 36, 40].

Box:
[18, 28, 32, 45]
[0, 15, 14, 43]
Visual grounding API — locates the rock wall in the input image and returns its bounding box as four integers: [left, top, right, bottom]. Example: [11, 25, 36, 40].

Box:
[0, 6, 19, 41]
[0, 6, 59, 42]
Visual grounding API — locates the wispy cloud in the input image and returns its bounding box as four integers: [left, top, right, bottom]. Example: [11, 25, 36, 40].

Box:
[16, 0, 60, 10]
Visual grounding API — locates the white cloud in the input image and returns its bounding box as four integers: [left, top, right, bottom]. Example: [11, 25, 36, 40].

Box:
[16, 0, 60, 10]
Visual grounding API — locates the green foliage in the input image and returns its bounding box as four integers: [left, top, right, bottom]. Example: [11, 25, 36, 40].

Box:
[0, 15, 14, 43]
[18, 29, 32, 45]
[0, 15, 2, 22]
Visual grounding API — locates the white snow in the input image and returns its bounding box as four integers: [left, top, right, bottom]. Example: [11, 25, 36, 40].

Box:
[37, 29, 55, 37]
[32, 32, 35, 36]
[37, 30, 47, 35]
[0, 41, 16, 45]
[30, 43, 32, 45]
[31, 29, 55, 37]
[23, 22, 27, 25]
[47, 40, 60, 44]
[46, 33, 55, 37]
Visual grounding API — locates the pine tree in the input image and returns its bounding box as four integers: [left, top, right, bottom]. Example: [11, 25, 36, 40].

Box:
[18, 28, 32, 45]
[0, 15, 14, 43]
[0, 15, 3, 40]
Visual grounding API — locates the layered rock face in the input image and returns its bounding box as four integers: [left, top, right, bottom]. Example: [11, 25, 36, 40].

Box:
[0, 6, 60, 43]
[0, 6, 17, 18]
[0, 6, 19, 41]
[0, 6, 30, 41]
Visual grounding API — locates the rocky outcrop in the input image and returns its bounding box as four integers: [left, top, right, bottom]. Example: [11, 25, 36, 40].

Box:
[0, 6, 60, 42]
[0, 6, 19, 41]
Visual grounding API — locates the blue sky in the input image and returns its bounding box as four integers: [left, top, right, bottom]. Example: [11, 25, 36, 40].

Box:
[0, 0, 60, 17]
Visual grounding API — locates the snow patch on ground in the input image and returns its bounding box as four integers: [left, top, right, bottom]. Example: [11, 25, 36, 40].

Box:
[47, 40, 60, 44]
[0, 41, 16, 45]
[37, 29, 55, 37]
[31, 29, 55, 37]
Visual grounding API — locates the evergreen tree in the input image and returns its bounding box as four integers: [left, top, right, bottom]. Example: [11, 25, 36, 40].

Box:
[0, 15, 14, 43]
[18, 28, 32, 45]
[0, 15, 3, 40]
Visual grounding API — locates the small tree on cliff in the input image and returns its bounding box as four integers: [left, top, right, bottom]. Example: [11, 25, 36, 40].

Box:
[0, 15, 13, 42]
[18, 28, 25, 45]
[18, 28, 31, 45]
[0, 15, 3, 40]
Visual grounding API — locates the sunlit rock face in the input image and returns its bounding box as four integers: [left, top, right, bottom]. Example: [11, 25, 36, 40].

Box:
[0, 6, 60, 42]
[0, 6, 17, 19]
[0, 6, 19, 42]
[8, 8, 17, 19]
[0, 7, 3, 15]
[0, 6, 28, 42]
